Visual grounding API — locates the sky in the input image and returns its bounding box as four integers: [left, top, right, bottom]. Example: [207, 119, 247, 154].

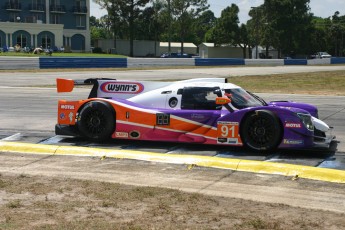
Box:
[90, 0, 345, 23]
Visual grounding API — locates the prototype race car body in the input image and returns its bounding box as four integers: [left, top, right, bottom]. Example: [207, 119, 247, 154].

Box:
[56, 78, 335, 151]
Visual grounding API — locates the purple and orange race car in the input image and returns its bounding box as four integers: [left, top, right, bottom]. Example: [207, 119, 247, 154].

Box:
[56, 78, 335, 151]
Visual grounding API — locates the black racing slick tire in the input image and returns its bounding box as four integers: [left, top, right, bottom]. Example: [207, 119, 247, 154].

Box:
[77, 101, 115, 142]
[240, 110, 282, 151]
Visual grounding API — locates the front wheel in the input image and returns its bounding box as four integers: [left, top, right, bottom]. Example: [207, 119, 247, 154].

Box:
[77, 101, 115, 142]
[241, 110, 282, 151]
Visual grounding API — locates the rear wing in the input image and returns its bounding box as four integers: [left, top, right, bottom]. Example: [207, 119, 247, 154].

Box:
[56, 78, 115, 99]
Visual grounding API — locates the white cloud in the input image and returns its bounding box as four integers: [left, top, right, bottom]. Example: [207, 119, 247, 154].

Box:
[90, 1, 106, 18]
[309, 0, 345, 18]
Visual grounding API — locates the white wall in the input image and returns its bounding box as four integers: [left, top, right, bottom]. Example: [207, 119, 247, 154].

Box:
[199, 45, 249, 58]
[95, 39, 160, 57]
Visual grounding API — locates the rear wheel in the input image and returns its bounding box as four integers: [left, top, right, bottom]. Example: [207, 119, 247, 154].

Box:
[77, 101, 115, 142]
[241, 110, 282, 151]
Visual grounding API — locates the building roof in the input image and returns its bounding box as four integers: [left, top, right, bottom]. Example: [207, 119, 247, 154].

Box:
[199, 43, 215, 47]
[200, 43, 251, 48]
[160, 42, 197, 48]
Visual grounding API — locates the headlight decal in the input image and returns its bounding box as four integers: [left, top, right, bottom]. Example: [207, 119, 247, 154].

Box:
[297, 113, 314, 131]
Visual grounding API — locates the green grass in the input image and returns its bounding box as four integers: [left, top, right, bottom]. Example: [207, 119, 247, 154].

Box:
[0, 51, 127, 58]
[227, 70, 345, 96]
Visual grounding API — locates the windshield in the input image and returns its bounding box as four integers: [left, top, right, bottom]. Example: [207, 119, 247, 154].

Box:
[224, 88, 266, 109]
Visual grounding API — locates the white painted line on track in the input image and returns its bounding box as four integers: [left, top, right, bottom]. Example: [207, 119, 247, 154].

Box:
[38, 135, 66, 144]
[1, 133, 22, 141]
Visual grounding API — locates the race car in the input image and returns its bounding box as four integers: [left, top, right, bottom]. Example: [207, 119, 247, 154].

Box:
[56, 78, 335, 152]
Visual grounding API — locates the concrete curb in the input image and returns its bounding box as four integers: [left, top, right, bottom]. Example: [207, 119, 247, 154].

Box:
[0, 141, 344, 184]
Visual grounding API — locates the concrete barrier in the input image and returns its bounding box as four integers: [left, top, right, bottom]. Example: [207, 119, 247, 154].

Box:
[331, 57, 345, 64]
[245, 59, 284, 66]
[195, 58, 245, 66]
[39, 57, 127, 69]
[0, 57, 39, 70]
[128, 58, 195, 68]
[0, 56, 344, 70]
[307, 59, 331, 65]
[284, 59, 308, 65]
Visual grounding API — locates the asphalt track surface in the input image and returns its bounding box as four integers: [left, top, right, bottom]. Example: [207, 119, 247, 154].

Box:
[0, 66, 345, 184]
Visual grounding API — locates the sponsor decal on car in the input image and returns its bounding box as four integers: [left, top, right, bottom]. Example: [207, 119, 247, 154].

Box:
[60, 113, 66, 120]
[115, 132, 129, 138]
[284, 123, 302, 128]
[283, 139, 304, 145]
[191, 114, 205, 120]
[68, 112, 74, 123]
[60, 104, 75, 110]
[58, 102, 78, 125]
[227, 138, 239, 144]
[101, 82, 144, 94]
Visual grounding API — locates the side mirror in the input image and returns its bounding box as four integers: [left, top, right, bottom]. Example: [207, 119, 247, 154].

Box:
[215, 97, 231, 105]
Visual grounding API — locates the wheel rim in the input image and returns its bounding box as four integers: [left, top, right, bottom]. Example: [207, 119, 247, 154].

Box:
[247, 116, 275, 147]
[84, 109, 106, 136]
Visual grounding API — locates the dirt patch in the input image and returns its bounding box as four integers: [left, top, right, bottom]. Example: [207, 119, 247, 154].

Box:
[0, 173, 345, 230]
[0, 152, 345, 230]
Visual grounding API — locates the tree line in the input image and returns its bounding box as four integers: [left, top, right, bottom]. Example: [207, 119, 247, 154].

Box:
[92, 0, 345, 58]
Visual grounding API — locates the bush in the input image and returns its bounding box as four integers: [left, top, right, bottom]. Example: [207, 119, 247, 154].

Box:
[92, 47, 103, 54]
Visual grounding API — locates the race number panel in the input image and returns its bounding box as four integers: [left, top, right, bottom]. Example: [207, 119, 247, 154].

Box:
[217, 122, 242, 145]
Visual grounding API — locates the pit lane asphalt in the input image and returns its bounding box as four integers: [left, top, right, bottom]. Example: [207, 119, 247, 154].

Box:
[0, 67, 344, 183]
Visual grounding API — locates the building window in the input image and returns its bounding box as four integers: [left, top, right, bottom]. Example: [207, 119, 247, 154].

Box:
[76, 15, 85, 27]
[50, 0, 65, 12]
[30, 0, 45, 11]
[9, 12, 20, 22]
[76, 0, 85, 8]
[25, 14, 42, 23]
[50, 14, 60, 24]
[74, 0, 87, 13]
[7, 0, 21, 10]
[50, 0, 60, 6]
[41, 35, 51, 48]
[32, 0, 44, 4]
[33, 13, 43, 21]
[16, 34, 27, 48]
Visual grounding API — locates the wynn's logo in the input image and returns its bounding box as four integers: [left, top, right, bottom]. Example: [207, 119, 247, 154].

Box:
[101, 82, 144, 94]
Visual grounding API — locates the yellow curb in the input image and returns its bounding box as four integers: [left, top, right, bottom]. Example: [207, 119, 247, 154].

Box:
[0, 141, 344, 184]
[0, 141, 59, 155]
